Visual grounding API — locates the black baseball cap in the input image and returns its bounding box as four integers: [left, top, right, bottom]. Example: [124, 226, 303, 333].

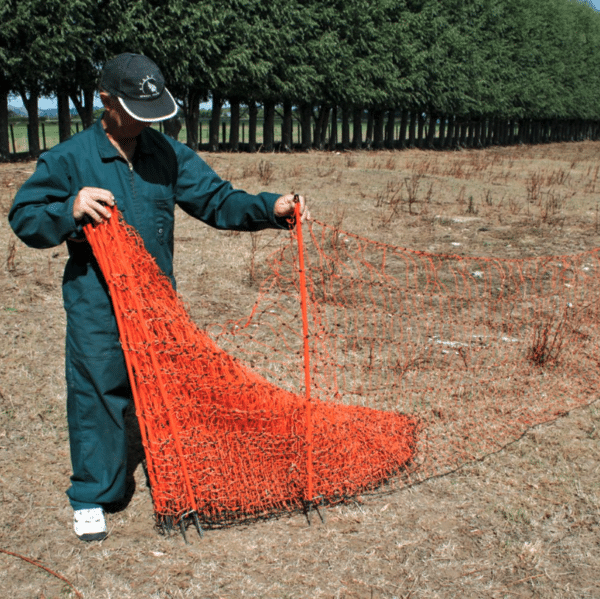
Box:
[100, 53, 177, 122]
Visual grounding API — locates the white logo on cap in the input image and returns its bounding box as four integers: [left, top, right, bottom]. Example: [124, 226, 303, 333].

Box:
[140, 75, 160, 98]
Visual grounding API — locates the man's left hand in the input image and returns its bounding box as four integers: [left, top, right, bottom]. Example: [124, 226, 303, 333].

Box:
[274, 194, 311, 223]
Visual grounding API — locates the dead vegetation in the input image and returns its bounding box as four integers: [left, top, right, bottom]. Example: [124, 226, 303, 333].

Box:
[0, 142, 599, 598]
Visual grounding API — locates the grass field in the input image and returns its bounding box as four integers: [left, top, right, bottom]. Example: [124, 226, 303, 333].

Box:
[8, 119, 320, 153]
[7, 118, 400, 153]
[0, 142, 599, 598]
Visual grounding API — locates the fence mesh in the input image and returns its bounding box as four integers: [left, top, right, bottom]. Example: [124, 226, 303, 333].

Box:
[85, 207, 600, 529]
[84, 208, 417, 529]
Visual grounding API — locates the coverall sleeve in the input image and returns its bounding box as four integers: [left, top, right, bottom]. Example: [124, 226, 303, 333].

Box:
[8, 153, 80, 249]
[173, 144, 290, 231]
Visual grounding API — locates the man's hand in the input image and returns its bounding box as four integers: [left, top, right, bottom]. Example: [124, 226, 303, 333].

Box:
[73, 187, 115, 223]
[274, 193, 311, 223]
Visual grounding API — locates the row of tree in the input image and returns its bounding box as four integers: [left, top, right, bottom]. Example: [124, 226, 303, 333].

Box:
[2, 0, 600, 156]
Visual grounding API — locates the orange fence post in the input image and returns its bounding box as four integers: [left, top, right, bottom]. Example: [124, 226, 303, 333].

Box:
[293, 198, 315, 510]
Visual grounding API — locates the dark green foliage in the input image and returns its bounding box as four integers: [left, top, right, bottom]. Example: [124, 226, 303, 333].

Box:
[2, 0, 600, 152]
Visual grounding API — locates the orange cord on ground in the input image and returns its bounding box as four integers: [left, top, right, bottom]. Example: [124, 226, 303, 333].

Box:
[0, 548, 83, 598]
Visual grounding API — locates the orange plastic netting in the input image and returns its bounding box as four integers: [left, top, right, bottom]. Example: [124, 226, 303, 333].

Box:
[85, 206, 600, 530]
[84, 207, 417, 529]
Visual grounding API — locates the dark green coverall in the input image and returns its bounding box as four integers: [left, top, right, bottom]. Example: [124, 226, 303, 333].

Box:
[8, 118, 286, 510]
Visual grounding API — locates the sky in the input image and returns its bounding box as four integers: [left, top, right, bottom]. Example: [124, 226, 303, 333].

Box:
[9, 93, 102, 112]
[8, 0, 600, 110]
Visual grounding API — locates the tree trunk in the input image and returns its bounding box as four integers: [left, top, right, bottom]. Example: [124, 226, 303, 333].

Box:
[300, 103, 312, 150]
[0, 85, 9, 157]
[550, 119, 557, 143]
[248, 101, 258, 152]
[69, 87, 95, 129]
[315, 104, 329, 150]
[183, 89, 200, 150]
[426, 112, 437, 149]
[516, 119, 524, 145]
[523, 119, 529, 144]
[82, 88, 94, 128]
[209, 92, 222, 152]
[163, 117, 182, 141]
[473, 119, 482, 147]
[229, 98, 240, 151]
[442, 115, 451, 148]
[460, 120, 468, 147]
[365, 110, 374, 148]
[373, 108, 384, 149]
[437, 115, 445, 147]
[417, 112, 426, 148]
[385, 109, 395, 149]
[448, 116, 456, 147]
[57, 90, 71, 143]
[352, 107, 363, 149]
[484, 117, 492, 146]
[399, 109, 408, 149]
[281, 100, 293, 152]
[508, 119, 514, 145]
[20, 88, 40, 156]
[320, 105, 330, 149]
[408, 111, 416, 147]
[452, 116, 461, 147]
[341, 106, 351, 149]
[263, 99, 275, 152]
[466, 120, 474, 147]
[329, 105, 338, 149]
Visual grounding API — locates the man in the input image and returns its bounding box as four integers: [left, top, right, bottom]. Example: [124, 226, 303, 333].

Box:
[8, 53, 309, 541]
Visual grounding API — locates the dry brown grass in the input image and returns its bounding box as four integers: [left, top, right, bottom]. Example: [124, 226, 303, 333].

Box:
[0, 142, 599, 598]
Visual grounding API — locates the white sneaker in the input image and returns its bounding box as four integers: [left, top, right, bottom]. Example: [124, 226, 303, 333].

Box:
[73, 508, 107, 541]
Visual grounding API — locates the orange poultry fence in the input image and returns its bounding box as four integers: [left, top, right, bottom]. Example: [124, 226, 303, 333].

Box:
[85, 205, 600, 536]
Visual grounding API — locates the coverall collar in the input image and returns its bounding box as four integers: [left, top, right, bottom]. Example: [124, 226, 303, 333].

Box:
[94, 115, 154, 162]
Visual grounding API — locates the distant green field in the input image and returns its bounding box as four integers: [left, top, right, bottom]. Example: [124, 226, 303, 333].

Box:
[8, 119, 295, 152]
[8, 118, 371, 153]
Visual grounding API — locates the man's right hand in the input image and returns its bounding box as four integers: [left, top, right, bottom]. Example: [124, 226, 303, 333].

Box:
[73, 187, 115, 223]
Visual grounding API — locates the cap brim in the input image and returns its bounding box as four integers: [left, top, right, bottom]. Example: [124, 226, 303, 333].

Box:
[118, 88, 178, 122]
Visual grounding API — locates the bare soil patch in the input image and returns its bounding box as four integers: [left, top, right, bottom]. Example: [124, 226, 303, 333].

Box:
[1, 143, 599, 598]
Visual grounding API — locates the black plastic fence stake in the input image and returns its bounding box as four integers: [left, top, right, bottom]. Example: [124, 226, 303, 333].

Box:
[179, 519, 189, 544]
[192, 512, 204, 539]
